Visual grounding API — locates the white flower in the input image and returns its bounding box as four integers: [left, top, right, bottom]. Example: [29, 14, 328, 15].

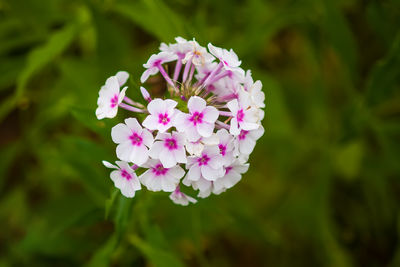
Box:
[182, 176, 213, 198]
[140, 51, 178, 83]
[169, 186, 197, 206]
[185, 145, 225, 182]
[175, 96, 219, 141]
[102, 160, 141, 198]
[96, 76, 128, 119]
[183, 39, 214, 66]
[185, 133, 219, 157]
[142, 98, 178, 133]
[208, 43, 241, 70]
[234, 126, 265, 155]
[139, 159, 185, 192]
[111, 118, 154, 166]
[216, 129, 235, 166]
[213, 160, 249, 193]
[248, 80, 265, 108]
[227, 89, 260, 135]
[148, 131, 187, 168]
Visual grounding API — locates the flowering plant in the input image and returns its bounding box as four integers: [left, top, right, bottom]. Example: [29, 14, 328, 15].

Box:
[96, 37, 265, 206]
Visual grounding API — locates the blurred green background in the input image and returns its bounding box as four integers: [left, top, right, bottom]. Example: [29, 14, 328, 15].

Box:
[1, 0, 400, 266]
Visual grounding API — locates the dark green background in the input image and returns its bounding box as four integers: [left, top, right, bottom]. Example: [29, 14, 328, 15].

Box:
[1, 0, 399, 266]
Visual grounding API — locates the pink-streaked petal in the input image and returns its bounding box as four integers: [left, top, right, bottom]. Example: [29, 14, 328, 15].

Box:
[202, 106, 219, 123]
[188, 96, 206, 113]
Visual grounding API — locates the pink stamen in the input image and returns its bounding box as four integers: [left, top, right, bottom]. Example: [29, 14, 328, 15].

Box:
[121, 169, 132, 180]
[158, 113, 170, 125]
[110, 94, 119, 108]
[238, 130, 248, 140]
[189, 111, 204, 125]
[129, 132, 143, 146]
[225, 166, 233, 174]
[152, 164, 168, 176]
[237, 109, 245, 122]
[218, 144, 227, 156]
[164, 138, 178, 150]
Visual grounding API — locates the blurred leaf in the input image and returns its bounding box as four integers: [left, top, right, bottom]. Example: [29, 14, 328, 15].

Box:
[366, 33, 400, 106]
[113, 0, 186, 42]
[0, 23, 77, 122]
[129, 233, 184, 267]
[334, 141, 364, 180]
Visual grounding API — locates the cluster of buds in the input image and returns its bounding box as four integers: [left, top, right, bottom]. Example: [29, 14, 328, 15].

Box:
[96, 37, 265, 206]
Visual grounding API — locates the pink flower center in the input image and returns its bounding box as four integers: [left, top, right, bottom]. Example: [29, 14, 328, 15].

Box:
[120, 169, 132, 180]
[110, 94, 118, 108]
[158, 113, 170, 125]
[129, 132, 143, 146]
[152, 164, 168, 176]
[189, 111, 203, 125]
[218, 144, 227, 156]
[197, 154, 210, 166]
[237, 109, 245, 122]
[238, 130, 248, 140]
[225, 166, 233, 174]
[164, 138, 178, 150]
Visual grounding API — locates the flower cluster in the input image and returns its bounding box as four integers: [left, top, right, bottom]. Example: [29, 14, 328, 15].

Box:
[97, 37, 265, 206]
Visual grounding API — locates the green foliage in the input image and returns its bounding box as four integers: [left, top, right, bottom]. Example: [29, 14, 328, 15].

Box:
[0, 0, 399, 266]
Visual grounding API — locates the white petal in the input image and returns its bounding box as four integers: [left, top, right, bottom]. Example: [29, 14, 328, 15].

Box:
[239, 138, 256, 155]
[187, 165, 201, 181]
[201, 165, 221, 181]
[124, 118, 142, 133]
[188, 96, 206, 113]
[173, 147, 187, 164]
[130, 145, 149, 166]
[148, 141, 164, 159]
[141, 129, 154, 147]
[116, 71, 129, 86]
[202, 106, 219, 123]
[140, 67, 158, 83]
[116, 142, 134, 162]
[229, 118, 240, 135]
[118, 86, 128, 104]
[105, 76, 119, 94]
[142, 115, 159, 131]
[111, 123, 131, 144]
[227, 99, 239, 114]
[196, 122, 214, 137]
[159, 148, 177, 168]
[169, 165, 185, 179]
[102, 160, 118, 169]
[147, 98, 167, 115]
